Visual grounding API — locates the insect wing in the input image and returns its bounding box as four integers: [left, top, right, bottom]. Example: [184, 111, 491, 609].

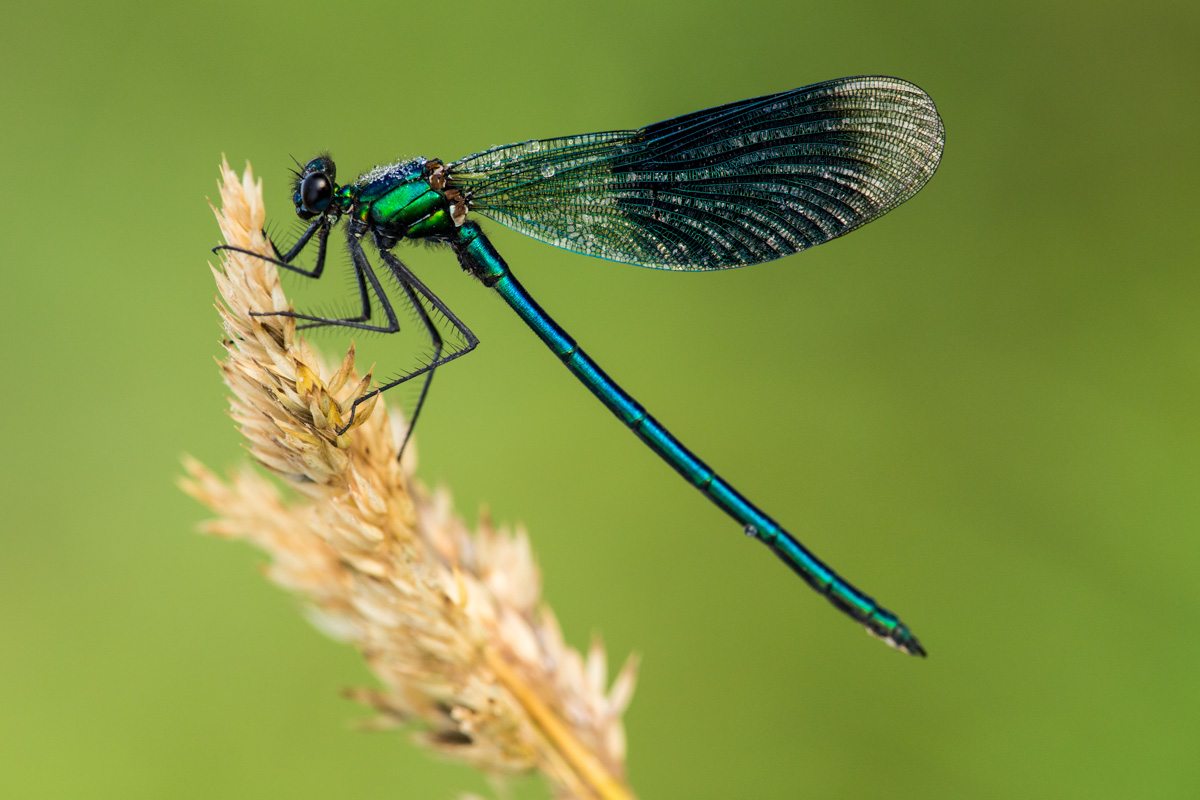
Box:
[450, 76, 945, 271]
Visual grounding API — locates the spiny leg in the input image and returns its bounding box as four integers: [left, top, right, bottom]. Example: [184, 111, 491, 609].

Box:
[214, 218, 330, 277]
[336, 242, 480, 436]
[394, 280, 443, 460]
[215, 221, 381, 331]
[245, 231, 401, 334]
[295, 251, 373, 331]
[268, 218, 327, 273]
[219, 224, 478, 449]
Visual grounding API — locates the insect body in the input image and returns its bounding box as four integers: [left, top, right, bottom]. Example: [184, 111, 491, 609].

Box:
[218, 76, 944, 655]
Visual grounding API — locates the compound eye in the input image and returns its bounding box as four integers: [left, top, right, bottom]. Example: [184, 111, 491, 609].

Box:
[300, 172, 333, 213]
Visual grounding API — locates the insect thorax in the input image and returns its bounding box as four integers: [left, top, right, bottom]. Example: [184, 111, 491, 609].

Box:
[354, 157, 458, 240]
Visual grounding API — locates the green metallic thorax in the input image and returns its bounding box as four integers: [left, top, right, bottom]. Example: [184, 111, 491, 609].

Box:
[346, 158, 457, 241]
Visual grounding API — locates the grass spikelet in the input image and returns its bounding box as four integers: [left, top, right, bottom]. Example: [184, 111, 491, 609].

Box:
[180, 160, 638, 800]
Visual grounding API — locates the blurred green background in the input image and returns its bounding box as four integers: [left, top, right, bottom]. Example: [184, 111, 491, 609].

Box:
[2, 0, 1197, 797]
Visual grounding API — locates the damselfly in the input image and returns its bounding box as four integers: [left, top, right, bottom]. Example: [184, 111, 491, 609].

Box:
[217, 76, 944, 655]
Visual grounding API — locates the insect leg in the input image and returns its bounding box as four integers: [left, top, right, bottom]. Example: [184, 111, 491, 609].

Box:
[214, 218, 331, 278]
[336, 246, 479, 437]
[393, 281, 442, 459]
[293, 250, 374, 331]
[254, 232, 400, 333]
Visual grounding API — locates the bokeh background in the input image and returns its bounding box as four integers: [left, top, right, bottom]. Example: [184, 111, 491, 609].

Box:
[2, 1, 1197, 797]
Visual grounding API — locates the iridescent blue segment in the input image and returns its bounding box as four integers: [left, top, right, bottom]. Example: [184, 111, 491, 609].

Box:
[450, 76, 944, 270]
[455, 221, 926, 655]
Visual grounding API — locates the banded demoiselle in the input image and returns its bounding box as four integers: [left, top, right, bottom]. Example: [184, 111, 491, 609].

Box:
[217, 76, 945, 655]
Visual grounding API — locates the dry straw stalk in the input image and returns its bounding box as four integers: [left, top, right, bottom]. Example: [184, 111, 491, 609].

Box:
[180, 160, 638, 800]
